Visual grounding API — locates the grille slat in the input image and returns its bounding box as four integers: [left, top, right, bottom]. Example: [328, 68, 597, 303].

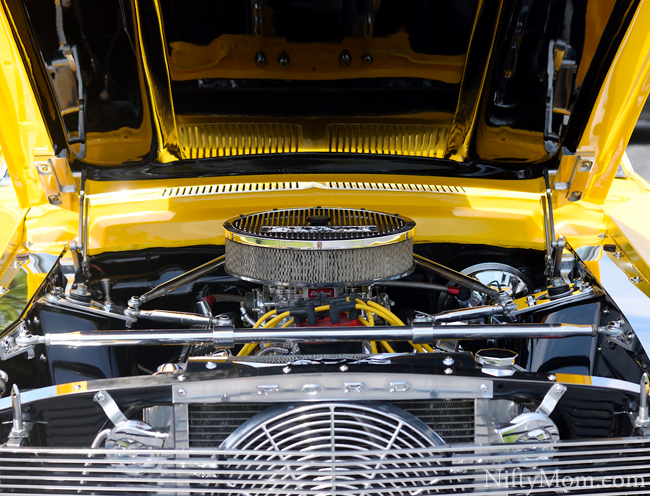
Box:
[1, 439, 650, 494]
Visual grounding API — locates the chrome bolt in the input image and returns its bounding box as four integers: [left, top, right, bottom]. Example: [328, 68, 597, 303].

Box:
[205, 361, 216, 370]
[23, 241, 32, 249]
[178, 375, 186, 382]
[33, 316, 39, 325]
[39, 354, 47, 362]
[2, 340, 10, 351]
[548, 374, 556, 381]
[614, 251, 623, 259]
[631, 276, 642, 284]
[340, 364, 348, 372]
[479, 384, 489, 393]
[598, 233, 607, 239]
[362, 53, 373, 65]
[177, 388, 186, 397]
[277, 51, 289, 67]
[95, 392, 105, 402]
[282, 366, 291, 374]
[578, 160, 593, 172]
[339, 50, 351, 67]
[554, 384, 565, 394]
[444, 368, 453, 375]
[73, 384, 81, 391]
[443, 356, 454, 366]
[255, 51, 267, 67]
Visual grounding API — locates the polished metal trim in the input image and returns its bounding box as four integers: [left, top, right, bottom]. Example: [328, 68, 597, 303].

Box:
[1, 438, 650, 494]
[224, 208, 416, 250]
[171, 373, 494, 403]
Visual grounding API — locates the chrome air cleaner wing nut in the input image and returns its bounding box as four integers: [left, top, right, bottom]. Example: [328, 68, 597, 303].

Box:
[223, 207, 416, 286]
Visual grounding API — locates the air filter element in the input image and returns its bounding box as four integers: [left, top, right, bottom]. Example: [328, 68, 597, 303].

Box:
[223, 207, 415, 285]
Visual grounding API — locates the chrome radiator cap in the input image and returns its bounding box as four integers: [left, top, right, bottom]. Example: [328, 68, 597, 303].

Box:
[223, 207, 415, 285]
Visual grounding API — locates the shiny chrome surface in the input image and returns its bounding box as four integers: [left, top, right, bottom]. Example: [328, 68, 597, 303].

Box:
[224, 207, 416, 249]
[170, 373, 494, 403]
[475, 349, 518, 368]
[414, 253, 500, 298]
[224, 207, 415, 285]
[461, 262, 534, 299]
[1, 438, 650, 494]
[220, 402, 444, 494]
[636, 373, 650, 428]
[536, 384, 567, 417]
[136, 254, 225, 305]
[12, 323, 601, 351]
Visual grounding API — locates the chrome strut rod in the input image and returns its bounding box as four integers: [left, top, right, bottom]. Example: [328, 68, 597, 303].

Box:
[129, 254, 226, 307]
[15, 323, 603, 350]
[413, 254, 499, 298]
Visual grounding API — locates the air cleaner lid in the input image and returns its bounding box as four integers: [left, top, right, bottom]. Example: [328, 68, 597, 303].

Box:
[223, 207, 415, 250]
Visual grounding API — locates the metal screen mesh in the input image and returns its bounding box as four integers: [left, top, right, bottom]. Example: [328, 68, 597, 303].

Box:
[225, 237, 413, 284]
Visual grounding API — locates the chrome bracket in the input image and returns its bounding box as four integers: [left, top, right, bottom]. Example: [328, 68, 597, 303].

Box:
[603, 319, 637, 351]
[537, 383, 567, 416]
[93, 390, 127, 426]
[34, 152, 77, 207]
[0, 323, 35, 361]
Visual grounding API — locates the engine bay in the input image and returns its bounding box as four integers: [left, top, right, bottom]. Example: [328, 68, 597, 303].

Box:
[0, 206, 645, 453]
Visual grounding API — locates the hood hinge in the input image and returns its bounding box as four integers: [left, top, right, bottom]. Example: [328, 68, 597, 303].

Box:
[33, 150, 78, 209]
[551, 147, 596, 205]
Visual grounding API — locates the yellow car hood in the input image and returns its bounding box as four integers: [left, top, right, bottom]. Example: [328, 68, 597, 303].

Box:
[1, 0, 650, 208]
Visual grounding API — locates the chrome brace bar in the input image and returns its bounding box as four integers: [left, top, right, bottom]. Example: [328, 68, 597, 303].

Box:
[13, 323, 608, 350]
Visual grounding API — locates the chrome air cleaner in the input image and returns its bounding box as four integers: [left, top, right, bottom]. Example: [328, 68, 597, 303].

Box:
[223, 207, 415, 285]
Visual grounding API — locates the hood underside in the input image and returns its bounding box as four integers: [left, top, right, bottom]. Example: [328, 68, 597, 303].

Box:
[3, 0, 638, 175]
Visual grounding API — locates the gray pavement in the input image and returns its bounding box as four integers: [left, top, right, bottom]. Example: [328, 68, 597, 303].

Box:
[625, 144, 650, 182]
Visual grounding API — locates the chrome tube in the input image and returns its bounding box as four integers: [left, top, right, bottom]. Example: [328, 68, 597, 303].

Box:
[430, 304, 512, 323]
[138, 309, 213, 327]
[413, 253, 499, 298]
[138, 254, 225, 304]
[374, 280, 452, 293]
[19, 323, 598, 349]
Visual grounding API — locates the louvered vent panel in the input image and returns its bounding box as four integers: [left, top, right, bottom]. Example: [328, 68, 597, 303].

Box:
[161, 181, 465, 197]
[178, 123, 301, 158]
[325, 182, 466, 193]
[328, 124, 450, 157]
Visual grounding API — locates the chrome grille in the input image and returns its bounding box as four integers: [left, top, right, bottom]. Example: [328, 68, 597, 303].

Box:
[188, 399, 475, 448]
[1, 438, 649, 494]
